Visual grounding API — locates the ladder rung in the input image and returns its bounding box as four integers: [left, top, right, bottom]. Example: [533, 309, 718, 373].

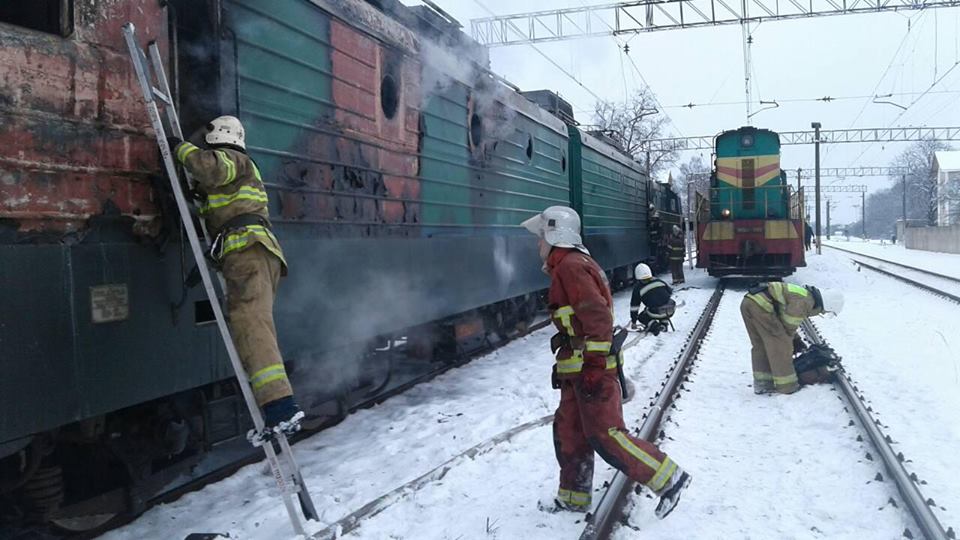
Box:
[151, 87, 172, 105]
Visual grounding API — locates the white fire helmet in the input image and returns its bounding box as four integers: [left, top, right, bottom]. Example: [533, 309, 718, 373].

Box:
[205, 115, 246, 149]
[819, 288, 845, 317]
[634, 263, 653, 280]
[672, 224, 682, 235]
[521, 206, 583, 248]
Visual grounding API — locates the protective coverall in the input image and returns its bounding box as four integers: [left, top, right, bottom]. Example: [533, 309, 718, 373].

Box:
[547, 247, 682, 509]
[668, 232, 685, 284]
[174, 141, 293, 407]
[740, 282, 824, 394]
[630, 278, 673, 328]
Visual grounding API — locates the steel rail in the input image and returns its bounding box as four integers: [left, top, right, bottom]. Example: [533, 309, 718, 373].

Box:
[579, 283, 725, 540]
[850, 259, 960, 304]
[800, 320, 953, 540]
[824, 244, 960, 284]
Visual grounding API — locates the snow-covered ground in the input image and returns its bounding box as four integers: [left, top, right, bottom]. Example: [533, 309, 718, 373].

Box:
[618, 290, 913, 539]
[99, 269, 717, 540]
[823, 239, 960, 280]
[799, 250, 960, 532]
[101, 249, 959, 539]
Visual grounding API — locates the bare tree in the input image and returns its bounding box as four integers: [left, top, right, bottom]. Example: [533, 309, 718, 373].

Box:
[591, 88, 678, 178]
[890, 138, 952, 225]
[672, 155, 710, 209]
[848, 139, 953, 237]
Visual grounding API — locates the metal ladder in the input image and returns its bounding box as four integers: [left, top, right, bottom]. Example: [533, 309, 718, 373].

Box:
[122, 23, 318, 536]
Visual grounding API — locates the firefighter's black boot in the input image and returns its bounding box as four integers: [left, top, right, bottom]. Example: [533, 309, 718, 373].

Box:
[654, 470, 691, 519]
[263, 396, 303, 434]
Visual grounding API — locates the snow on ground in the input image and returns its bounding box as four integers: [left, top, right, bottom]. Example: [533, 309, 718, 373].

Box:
[334, 271, 718, 540]
[618, 289, 912, 540]
[798, 250, 960, 531]
[99, 269, 716, 540]
[824, 239, 960, 280]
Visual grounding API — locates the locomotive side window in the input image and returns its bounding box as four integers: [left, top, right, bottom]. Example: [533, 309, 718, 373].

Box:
[741, 158, 756, 210]
[380, 74, 399, 120]
[0, 0, 73, 37]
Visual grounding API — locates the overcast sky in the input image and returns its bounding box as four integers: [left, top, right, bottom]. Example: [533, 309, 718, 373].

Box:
[405, 0, 960, 223]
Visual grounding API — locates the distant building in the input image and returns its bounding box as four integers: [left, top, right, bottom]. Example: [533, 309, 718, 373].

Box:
[934, 151, 960, 226]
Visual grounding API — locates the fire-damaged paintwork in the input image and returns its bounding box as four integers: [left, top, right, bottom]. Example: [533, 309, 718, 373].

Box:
[0, 0, 669, 452]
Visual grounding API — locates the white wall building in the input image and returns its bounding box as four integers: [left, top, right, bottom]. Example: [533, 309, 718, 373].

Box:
[934, 151, 960, 226]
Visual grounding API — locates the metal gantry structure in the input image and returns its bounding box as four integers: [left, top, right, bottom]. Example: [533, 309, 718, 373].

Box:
[470, 0, 960, 46]
[640, 126, 960, 152]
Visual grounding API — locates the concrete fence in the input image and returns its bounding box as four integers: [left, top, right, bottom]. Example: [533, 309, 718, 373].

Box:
[903, 223, 960, 254]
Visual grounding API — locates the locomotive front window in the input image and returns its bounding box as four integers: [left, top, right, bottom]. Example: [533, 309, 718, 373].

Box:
[742, 158, 756, 210]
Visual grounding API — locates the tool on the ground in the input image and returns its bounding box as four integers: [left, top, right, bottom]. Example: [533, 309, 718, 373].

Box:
[122, 23, 317, 536]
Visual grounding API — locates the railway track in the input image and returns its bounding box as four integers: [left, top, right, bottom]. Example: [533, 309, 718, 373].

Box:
[800, 320, 954, 540]
[582, 284, 955, 540]
[579, 283, 725, 540]
[824, 245, 960, 303]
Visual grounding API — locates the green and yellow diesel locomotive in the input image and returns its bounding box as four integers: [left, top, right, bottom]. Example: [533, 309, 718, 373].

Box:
[696, 127, 806, 277]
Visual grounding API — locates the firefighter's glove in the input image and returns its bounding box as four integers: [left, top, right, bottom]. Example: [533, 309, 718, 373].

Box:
[550, 332, 569, 355]
[579, 367, 605, 397]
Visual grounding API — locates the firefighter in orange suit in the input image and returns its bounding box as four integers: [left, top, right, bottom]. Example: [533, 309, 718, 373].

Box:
[521, 206, 691, 519]
[741, 282, 845, 394]
[170, 115, 302, 433]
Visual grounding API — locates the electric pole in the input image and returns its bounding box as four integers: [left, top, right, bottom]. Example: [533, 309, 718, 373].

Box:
[812, 122, 822, 254]
[826, 198, 831, 240]
[901, 174, 907, 223]
[861, 191, 866, 239]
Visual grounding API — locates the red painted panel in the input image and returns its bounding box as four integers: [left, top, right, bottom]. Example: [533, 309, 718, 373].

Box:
[0, 0, 167, 236]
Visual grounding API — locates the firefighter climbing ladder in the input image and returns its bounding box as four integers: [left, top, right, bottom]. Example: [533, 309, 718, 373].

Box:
[122, 23, 318, 536]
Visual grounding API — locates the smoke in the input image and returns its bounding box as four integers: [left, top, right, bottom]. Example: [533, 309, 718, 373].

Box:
[418, 38, 478, 106]
[279, 243, 452, 400]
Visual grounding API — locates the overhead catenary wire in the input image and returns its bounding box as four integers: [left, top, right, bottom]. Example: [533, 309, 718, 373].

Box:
[471, 0, 605, 104]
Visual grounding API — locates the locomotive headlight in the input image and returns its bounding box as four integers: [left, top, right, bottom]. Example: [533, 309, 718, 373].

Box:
[721, 208, 731, 218]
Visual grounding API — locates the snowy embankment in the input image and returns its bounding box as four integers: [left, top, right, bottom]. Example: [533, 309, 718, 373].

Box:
[99, 271, 716, 540]
[823, 240, 960, 298]
[824, 239, 960, 280]
[619, 290, 912, 540]
[799, 250, 960, 532]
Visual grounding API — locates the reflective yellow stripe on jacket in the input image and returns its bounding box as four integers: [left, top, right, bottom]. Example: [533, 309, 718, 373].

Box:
[201, 186, 269, 215]
[222, 225, 287, 264]
[552, 306, 618, 375]
[747, 283, 810, 327]
[553, 305, 576, 337]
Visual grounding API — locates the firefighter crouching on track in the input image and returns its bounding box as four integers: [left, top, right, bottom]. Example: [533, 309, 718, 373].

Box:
[521, 206, 691, 519]
[668, 224, 685, 285]
[169, 116, 302, 433]
[630, 263, 676, 335]
[740, 282, 845, 395]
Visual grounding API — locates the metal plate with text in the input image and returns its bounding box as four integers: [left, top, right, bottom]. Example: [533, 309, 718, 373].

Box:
[90, 284, 129, 324]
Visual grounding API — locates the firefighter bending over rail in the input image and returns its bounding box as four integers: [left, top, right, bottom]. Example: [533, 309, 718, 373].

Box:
[741, 282, 844, 394]
[169, 116, 302, 434]
[521, 206, 691, 518]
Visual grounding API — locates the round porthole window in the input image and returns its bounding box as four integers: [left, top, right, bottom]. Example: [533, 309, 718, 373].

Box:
[469, 113, 483, 149]
[381, 74, 399, 120]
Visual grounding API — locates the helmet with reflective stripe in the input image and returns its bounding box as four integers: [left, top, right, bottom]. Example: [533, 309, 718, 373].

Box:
[521, 206, 582, 247]
[205, 115, 245, 149]
[634, 263, 652, 280]
[819, 288, 844, 315]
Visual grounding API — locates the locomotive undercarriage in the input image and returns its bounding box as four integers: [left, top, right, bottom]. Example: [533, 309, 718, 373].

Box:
[0, 291, 545, 536]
